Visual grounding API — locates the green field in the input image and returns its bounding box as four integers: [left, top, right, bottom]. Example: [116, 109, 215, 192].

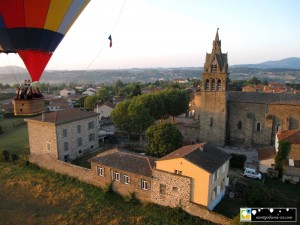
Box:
[0, 162, 215, 225]
[0, 117, 29, 154]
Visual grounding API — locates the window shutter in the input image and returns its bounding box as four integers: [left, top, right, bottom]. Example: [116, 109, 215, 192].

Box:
[225, 177, 229, 186]
[139, 178, 142, 189]
[217, 186, 221, 195]
[120, 173, 124, 182]
[111, 170, 114, 180]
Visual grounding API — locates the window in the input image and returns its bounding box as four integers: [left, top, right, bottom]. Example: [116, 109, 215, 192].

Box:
[64, 154, 69, 162]
[222, 162, 226, 173]
[77, 137, 82, 146]
[88, 121, 94, 130]
[79, 150, 82, 154]
[237, 121, 242, 130]
[205, 79, 210, 91]
[97, 166, 104, 176]
[114, 172, 120, 181]
[217, 79, 221, 91]
[217, 186, 221, 195]
[46, 142, 51, 151]
[256, 122, 261, 132]
[141, 179, 148, 190]
[124, 175, 130, 184]
[276, 124, 281, 132]
[174, 170, 182, 175]
[89, 133, 95, 142]
[210, 117, 213, 127]
[63, 129, 67, 137]
[211, 79, 215, 91]
[211, 174, 215, 184]
[64, 142, 68, 152]
[77, 125, 81, 133]
[172, 186, 178, 192]
[160, 184, 166, 195]
[211, 60, 217, 73]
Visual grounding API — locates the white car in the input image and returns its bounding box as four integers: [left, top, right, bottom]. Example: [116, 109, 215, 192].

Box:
[243, 168, 262, 180]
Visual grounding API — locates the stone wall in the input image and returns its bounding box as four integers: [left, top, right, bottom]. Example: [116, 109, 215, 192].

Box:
[56, 117, 99, 161]
[199, 91, 227, 146]
[228, 101, 300, 147]
[27, 121, 58, 159]
[29, 154, 93, 184]
[184, 202, 231, 225]
[90, 162, 151, 202]
[29, 154, 232, 225]
[151, 169, 191, 208]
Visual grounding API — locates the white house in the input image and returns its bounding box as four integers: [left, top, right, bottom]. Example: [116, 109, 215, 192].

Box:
[60, 88, 75, 97]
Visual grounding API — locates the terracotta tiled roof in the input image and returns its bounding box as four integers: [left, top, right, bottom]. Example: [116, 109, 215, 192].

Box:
[89, 148, 157, 177]
[277, 130, 300, 144]
[157, 143, 231, 173]
[25, 108, 98, 125]
[258, 146, 276, 160]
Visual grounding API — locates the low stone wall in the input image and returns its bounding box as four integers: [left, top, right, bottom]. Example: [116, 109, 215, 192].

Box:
[184, 202, 232, 225]
[29, 154, 93, 184]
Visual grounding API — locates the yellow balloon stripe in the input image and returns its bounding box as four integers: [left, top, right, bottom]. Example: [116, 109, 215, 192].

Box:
[44, 0, 73, 32]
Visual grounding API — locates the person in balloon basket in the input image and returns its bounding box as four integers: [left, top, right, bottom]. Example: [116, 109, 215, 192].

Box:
[16, 80, 43, 100]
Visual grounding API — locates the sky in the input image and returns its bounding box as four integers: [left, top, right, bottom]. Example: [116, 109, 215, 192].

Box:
[1, 0, 300, 71]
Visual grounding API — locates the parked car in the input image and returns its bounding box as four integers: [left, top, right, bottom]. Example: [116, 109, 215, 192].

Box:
[243, 168, 262, 180]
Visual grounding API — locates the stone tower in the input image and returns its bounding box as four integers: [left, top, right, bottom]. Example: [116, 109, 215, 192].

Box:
[199, 29, 229, 146]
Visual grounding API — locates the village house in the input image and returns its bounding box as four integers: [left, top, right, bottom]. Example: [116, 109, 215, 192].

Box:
[47, 98, 73, 111]
[156, 143, 230, 210]
[25, 108, 99, 162]
[60, 88, 76, 97]
[95, 102, 115, 119]
[275, 129, 300, 183]
[258, 146, 276, 173]
[87, 143, 230, 210]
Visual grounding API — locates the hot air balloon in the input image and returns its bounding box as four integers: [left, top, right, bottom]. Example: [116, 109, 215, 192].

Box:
[0, 0, 90, 115]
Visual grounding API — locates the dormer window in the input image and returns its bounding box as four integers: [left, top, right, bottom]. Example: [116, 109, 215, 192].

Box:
[211, 60, 217, 73]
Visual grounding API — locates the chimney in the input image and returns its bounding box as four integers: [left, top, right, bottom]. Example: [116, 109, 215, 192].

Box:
[42, 113, 45, 122]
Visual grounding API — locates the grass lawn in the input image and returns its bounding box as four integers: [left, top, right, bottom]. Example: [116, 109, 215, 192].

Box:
[0, 117, 29, 155]
[0, 162, 215, 225]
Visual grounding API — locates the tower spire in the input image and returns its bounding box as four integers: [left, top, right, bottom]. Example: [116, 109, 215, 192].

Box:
[212, 28, 221, 51]
[215, 28, 219, 41]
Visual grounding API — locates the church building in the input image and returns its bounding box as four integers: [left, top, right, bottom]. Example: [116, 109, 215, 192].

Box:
[197, 30, 300, 147]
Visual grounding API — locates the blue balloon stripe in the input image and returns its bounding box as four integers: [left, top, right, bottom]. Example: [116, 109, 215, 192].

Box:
[0, 27, 64, 53]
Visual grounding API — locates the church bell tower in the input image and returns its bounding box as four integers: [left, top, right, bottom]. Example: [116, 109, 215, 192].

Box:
[199, 29, 229, 146]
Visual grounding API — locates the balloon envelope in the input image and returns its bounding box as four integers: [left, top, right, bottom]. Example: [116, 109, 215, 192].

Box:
[0, 0, 90, 81]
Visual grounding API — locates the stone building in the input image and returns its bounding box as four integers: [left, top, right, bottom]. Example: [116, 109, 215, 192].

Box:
[25, 108, 99, 162]
[89, 143, 230, 210]
[196, 30, 300, 147]
[156, 143, 230, 210]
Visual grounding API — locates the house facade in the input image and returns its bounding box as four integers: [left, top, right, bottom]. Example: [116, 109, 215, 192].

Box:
[275, 130, 300, 183]
[25, 108, 99, 162]
[156, 143, 230, 210]
[89, 144, 230, 210]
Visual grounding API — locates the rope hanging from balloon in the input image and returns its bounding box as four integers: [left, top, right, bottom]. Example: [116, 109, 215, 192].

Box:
[85, 0, 127, 71]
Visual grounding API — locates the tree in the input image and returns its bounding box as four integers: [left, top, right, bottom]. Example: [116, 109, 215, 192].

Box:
[128, 98, 155, 142]
[78, 96, 87, 108]
[146, 123, 183, 157]
[275, 140, 291, 177]
[162, 88, 190, 123]
[96, 86, 113, 103]
[111, 99, 133, 138]
[84, 95, 97, 111]
[138, 93, 166, 120]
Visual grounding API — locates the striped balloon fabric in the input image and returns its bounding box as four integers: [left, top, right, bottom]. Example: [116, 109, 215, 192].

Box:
[0, 0, 90, 81]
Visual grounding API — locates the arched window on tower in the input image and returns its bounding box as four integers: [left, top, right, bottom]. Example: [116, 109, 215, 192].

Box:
[205, 79, 210, 91]
[211, 79, 215, 91]
[237, 121, 242, 130]
[210, 117, 213, 127]
[217, 79, 221, 91]
[256, 122, 261, 132]
[211, 60, 217, 73]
